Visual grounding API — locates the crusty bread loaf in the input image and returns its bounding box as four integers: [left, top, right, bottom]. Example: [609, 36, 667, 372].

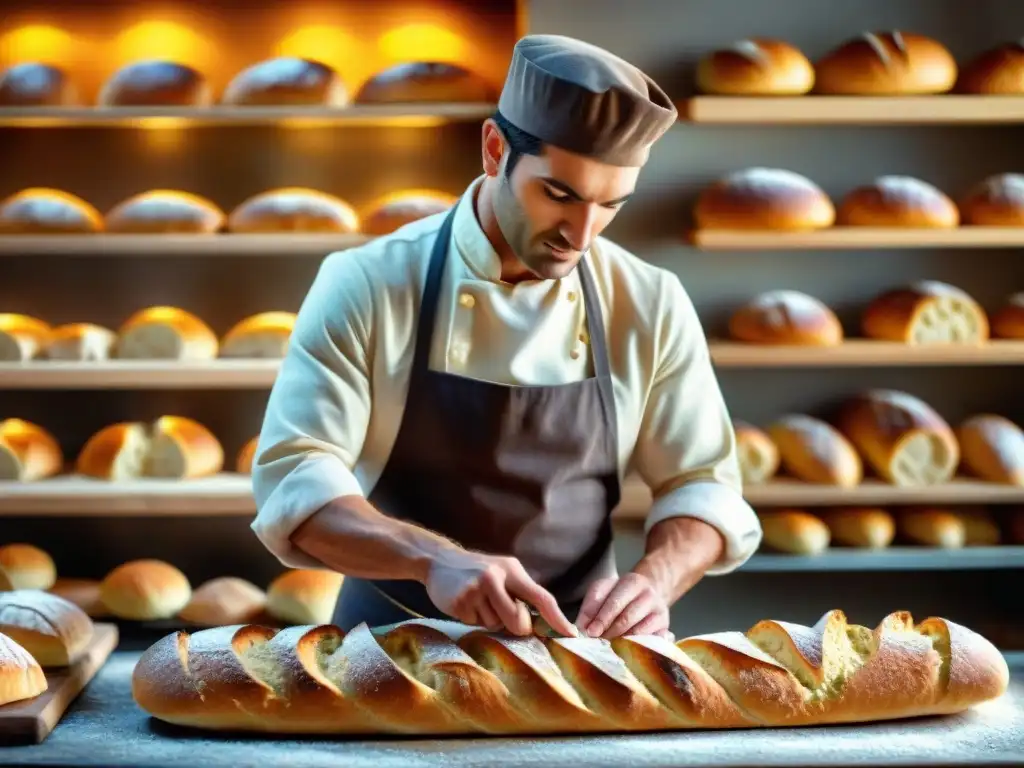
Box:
[954, 507, 1002, 546]
[728, 290, 843, 346]
[361, 190, 458, 235]
[104, 190, 225, 234]
[98, 60, 211, 106]
[897, 508, 965, 548]
[356, 62, 496, 103]
[694, 168, 835, 231]
[861, 281, 989, 344]
[814, 31, 958, 95]
[0, 187, 103, 234]
[991, 292, 1024, 339]
[115, 306, 218, 360]
[49, 578, 108, 618]
[0, 313, 50, 362]
[0, 543, 57, 590]
[236, 436, 258, 474]
[955, 414, 1024, 485]
[0, 632, 46, 706]
[767, 414, 863, 487]
[130, 609, 1010, 734]
[100, 559, 191, 620]
[819, 507, 896, 549]
[0, 418, 63, 483]
[956, 41, 1024, 94]
[837, 176, 959, 228]
[178, 577, 267, 627]
[266, 569, 344, 626]
[758, 510, 830, 554]
[76, 416, 223, 481]
[836, 390, 959, 486]
[44, 323, 117, 361]
[732, 420, 779, 484]
[959, 173, 1024, 226]
[696, 39, 814, 95]
[219, 312, 296, 358]
[223, 57, 348, 106]
[0, 589, 94, 666]
[227, 188, 359, 233]
[0, 62, 78, 106]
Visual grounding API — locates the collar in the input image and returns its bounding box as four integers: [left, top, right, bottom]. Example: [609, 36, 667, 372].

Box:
[452, 175, 505, 283]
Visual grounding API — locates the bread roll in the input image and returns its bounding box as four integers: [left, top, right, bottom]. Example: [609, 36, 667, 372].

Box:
[814, 31, 958, 95]
[836, 390, 959, 486]
[837, 176, 959, 228]
[266, 569, 344, 625]
[219, 312, 296, 358]
[732, 420, 779, 484]
[696, 39, 814, 95]
[0, 590, 94, 666]
[43, 323, 117, 361]
[0, 62, 78, 106]
[956, 414, 1024, 485]
[694, 168, 835, 231]
[104, 190, 225, 234]
[767, 414, 863, 487]
[953, 508, 1001, 546]
[98, 60, 211, 106]
[820, 507, 895, 549]
[100, 559, 191, 620]
[897, 508, 965, 548]
[76, 416, 224, 481]
[991, 293, 1024, 339]
[0, 419, 63, 482]
[227, 188, 359, 233]
[0, 187, 103, 234]
[49, 578, 108, 618]
[0, 543, 57, 590]
[115, 306, 218, 360]
[236, 436, 258, 474]
[223, 57, 348, 106]
[759, 510, 830, 554]
[178, 577, 267, 626]
[0, 313, 50, 362]
[355, 62, 496, 103]
[956, 41, 1024, 94]
[861, 281, 989, 344]
[361, 191, 458, 236]
[959, 173, 1024, 226]
[0, 632, 46, 706]
[728, 290, 843, 346]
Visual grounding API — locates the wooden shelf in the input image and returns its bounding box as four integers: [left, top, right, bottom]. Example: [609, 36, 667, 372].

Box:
[0, 361, 280, 389]
[688, 226, 1024, 250]
[739, 547, 1024, 572]
[681, 95, 1024, 124]
[709, 341, 1024, 367]
[0, 233, 372, 257]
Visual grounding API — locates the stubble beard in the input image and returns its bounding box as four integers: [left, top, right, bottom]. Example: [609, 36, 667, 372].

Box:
[494, 176, 582, 281]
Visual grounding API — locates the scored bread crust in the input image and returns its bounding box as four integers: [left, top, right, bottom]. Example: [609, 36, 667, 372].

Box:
[814, 31, 958, 95]
[861, 280, 989, 344]
[696, 39, 815, 95]
[130, 609, 1010, 734]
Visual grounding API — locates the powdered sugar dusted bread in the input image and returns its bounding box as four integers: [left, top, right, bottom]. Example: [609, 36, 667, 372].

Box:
[861, 281, 989, 344]
[959, 173, 1024, 226]
[0, 589, 94, 666]
[837, 176, 959, 227]
[228, 188, 359, 233]
[0, 188, 102, 234]
[696, 39, 814, 95]
[768, 414, 863, 487]
[694, 168, 835, 230]
[729, 290, 843, 345]
[105, 190, 225, 233]
[956, 414, 1024, 485]
[814, 31, 958, 95]
[0, 632, 46, 706]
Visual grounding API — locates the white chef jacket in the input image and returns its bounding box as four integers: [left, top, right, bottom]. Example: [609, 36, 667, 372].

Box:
[250, 175, 762, 576]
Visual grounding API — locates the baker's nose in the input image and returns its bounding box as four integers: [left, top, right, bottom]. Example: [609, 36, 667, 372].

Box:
[560, 204, 599, 251]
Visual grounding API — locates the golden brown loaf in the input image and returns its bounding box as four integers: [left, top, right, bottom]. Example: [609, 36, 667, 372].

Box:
[0, 313, 50, 361]
[0, 187, 103, 234]
[0, 589, 94, 667]
[178, 577, 267, 627]
[43, 323, 117, 361]
[236, 436, 258, 474]
[836, 390, 959, 486]
[861, 281, 989, 344]
[76, 416, 224, 481]
[0, 418, 63, 482]
[115, 306, 219, 360]
[131, 609, 1010, 734]
[959, 173, 1024, 226]
[361, 190, 458, 235]
[991, 292, 1024, 339]
[227, 188, 359, 233]
[955, 414, 1024, 486]
[266, 569, 344, 626]
[728, 290, 843, 346]
[820, 508, 896, 549]
[836, 176, 959, 228]
[222, 57, 348, 106]
[49, 578, 109, 618]
[696, 39, 814, 95]
[0, 632, 46, 706]
[694, 168, 835, 230]
[767, 414, 863, 487]
[356, 62, 497, 103]
[897, 508, 965, 548]
[732, 420, 779, 484]
[956, 41, 1024, 94]
[954, 508, 1002, 546]
[98, 60, 211, 106]
[100, 559, 192, 620]
[758, 510, 830, 554]
[0, 543, 57, 590]
[0, 62, 78, 106]
[104, 190, 225, 234]
[219, 312, 296, 358]
[814, 31, 958, 95]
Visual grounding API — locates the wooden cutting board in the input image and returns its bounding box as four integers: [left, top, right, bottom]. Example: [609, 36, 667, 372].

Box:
[0, 622, 119, 745]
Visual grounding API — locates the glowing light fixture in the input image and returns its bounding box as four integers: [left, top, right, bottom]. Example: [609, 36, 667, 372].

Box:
[378, 23, 466, 62]
[0, 24, 74, 63]
[274, 24, 358, 69]
[114, 20, 213, 68]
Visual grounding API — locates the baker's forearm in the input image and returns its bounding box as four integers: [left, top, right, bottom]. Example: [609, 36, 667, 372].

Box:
[631, 517, 725, 604]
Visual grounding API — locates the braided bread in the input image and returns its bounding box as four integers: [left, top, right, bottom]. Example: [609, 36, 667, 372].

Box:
[131, 609, 1010, 735]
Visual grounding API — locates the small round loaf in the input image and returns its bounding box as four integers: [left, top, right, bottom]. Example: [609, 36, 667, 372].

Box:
[991, 292, 1024, 339]
[49, 578, 108, 618]
[958, 173, 1024, 226]
[732, 420, 779, 484]
[227, 188, 359, 233]
[178, 577, 267, 626]
[0, 632, 46, 706]
[956, 41, 1024, 94]
[219, 312, 297, 358]
[222, 57, 348, 106]
[0, 187, 103, 234]
[355, 62, 496, 103]
[758, 510, 830, 555]
[100, 559, 192, 620]
[728, 290, 843, 346]
[0, 313, 51, 362]
[897, 508, 965, 548]
[115, 306, 219, 360]
[75, 422, 150, 481]
[236, 436, 258, 474]
[767, 414, 863, 487]
[43, 323, 117, 361]
[0, 543, 57, 590]
[954, 507, 1002, 546]
[98, 60, 211, 107]
[0, 62, 78, 106]
[0, 589, 94, 667]
[819, 507, 895, 549]
[104, 190, 225, 234]
[694, 168, 835, 231]
[76, 416, 223, 481]
[836, 389, 959, 486]
[361, 190, 458, 236]
[955, 414, 1024, 486]
[266, 569, 344, 625]
[861, 280, 989, 344]
[0, 419, 63, 483]
[836, 176, 959, 228]
[814, 31, 958, 95]
[696, 39, 814, 95]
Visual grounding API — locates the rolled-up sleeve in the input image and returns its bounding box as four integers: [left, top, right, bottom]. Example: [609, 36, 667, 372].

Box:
[631, 274, 762, 574]
[250, 250, 374, 568]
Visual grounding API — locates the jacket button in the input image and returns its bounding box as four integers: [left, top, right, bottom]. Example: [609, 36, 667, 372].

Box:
[567, 291, 577, 302]
[459, 293, 476, 309]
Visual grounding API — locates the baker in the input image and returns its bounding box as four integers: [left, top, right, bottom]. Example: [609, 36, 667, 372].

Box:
[250, 34, 762, 639]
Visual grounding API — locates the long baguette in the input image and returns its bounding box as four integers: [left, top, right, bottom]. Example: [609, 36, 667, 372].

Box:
[130, 609, 1010, 735]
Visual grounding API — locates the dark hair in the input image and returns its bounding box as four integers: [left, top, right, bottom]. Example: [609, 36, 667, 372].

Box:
[491, 110, 544, 177]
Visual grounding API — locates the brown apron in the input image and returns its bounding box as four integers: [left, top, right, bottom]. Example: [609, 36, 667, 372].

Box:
[331, 204, 622, 631]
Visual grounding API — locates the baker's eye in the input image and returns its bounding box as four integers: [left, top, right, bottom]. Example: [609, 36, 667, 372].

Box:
[544, 188, 572, 203]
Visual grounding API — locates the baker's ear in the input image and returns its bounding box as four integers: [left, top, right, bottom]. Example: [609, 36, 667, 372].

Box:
[481, 118, 506, 177]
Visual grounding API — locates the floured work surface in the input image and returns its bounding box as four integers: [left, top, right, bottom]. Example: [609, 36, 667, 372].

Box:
[0, 623, 119, 746]
[0, 652, 1020, 768]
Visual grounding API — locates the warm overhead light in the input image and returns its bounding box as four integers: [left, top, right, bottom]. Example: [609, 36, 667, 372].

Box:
[274, 24, 359, 69]
[0, 24, 74, 64]
[377, 23, 466, 62]
[114, 20, 213, 68]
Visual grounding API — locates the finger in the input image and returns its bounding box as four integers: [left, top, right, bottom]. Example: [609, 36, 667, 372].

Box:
[476, 598, 502, 632]
[505, 567, 577, 638]
[621, 609, 669, 638]
[574, 577, 615, 630]
[585, 578, 641, 638]
[482, 571, 532, 635]
[602, 592, 654, 639]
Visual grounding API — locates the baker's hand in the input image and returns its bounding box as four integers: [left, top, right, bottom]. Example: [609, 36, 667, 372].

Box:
[426, 549, 577, 637]
[575, 573, 671, 639]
